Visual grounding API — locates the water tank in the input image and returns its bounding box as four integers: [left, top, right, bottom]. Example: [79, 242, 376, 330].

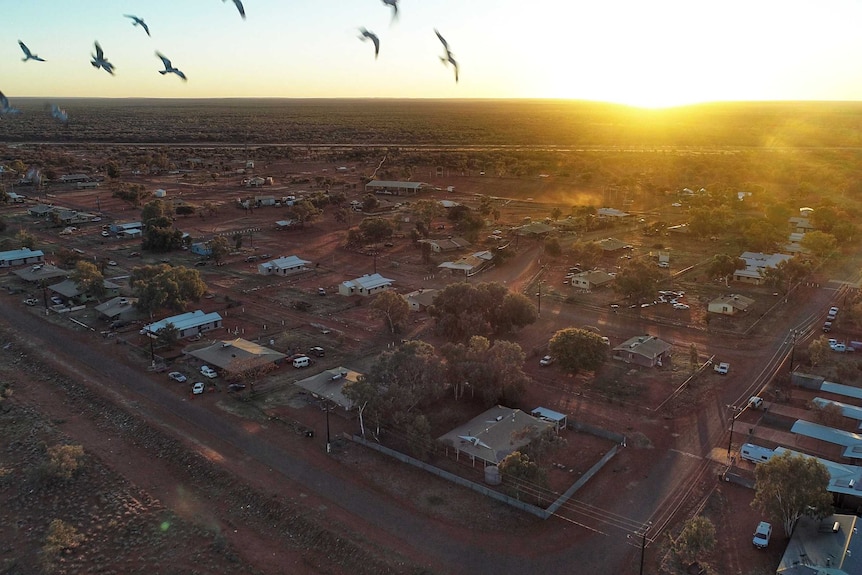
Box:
[154, 188, 166, 198]
[484, 465, 501, 486]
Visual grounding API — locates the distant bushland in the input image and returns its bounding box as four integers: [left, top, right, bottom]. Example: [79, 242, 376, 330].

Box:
[5, 98, 862, 148]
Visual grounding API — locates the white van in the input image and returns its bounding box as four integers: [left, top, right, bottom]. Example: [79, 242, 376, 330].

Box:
[292, 356, 310, 368]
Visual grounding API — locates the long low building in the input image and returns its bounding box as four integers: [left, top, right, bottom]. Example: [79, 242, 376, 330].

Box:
[0, 248, 45, 268]
[141, 310, 223, 338]
[257, 255, 310, 276]
[187, 338, 286, 373]
[338, 273, 393, 297]
[364, 180, 427, 196]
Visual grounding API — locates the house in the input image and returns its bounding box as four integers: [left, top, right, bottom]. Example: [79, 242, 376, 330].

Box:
[275, 219, 297, 230]
[515, 222, 554, 237]
[94, 296, 139, 322]
[190, 243, 212, 257]
[141, 310, 223, 338]
[570, 270, 615, 290]
[187, 338, 286, 373]
[28, 204, 54, 218]
[59, 174, 90, 184]
[420, 237, 471, 253]
[612, 335, 673, 368]
[13, 263, 67, 283]
[438, 251, 494, 277]
[49, 278, 120, 304]
[707, 294, 755, 316]
[247, 177, 266, 188]
[293, 367, 363, 411]
[338, 273, 394, 297]
[785, 232, 806, 254]
[403, 288, 438, 312]
[0, 248, 45, 268]
[438, 405, 555, 467]
[773, 447, 862, 506]
[776, 514, 861, 575]
[254, 195, 276, 206]
[7, 192, 26, 203]
[733, 252, 793, 285]
[257, 255, 311, 276]
[596, 207, 630, 219]
[789, 216, 816, 234]
[364, 180, 427, 196]
[110, 222, 143, 235]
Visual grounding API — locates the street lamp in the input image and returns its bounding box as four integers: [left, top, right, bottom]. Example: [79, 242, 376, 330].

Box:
[787, 329, 798, 374]
[536, 290, 541, 315]
[324, 395, 332, 454]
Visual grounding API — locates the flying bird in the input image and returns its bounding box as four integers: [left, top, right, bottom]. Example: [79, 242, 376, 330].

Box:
[358, 28, 380, 59]
[0, 91, 20, 115]
[50, 104, 68, 123]
[434, 29, 459, 83]
[124, 15, 151, 37]
[156, 52, 187, 81]
[223, 0, 246, 19]
[381, 0, 398, 21]
[18, 41, 45, 62]
[91, 41, 115, 75]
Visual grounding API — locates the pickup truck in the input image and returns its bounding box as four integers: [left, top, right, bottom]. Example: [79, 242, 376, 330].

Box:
[714, 362, 730, 375]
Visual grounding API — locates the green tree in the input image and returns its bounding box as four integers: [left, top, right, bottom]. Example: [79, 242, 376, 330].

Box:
[548, 328, 607, 374]
[45, 444, 85, 480]
[706, 254, 746, 283]
[430, 282, 537, 341]
[209, 235, 230, 264]
[543, 236, 562, 257]
[155, 322, 179, 348]
[131, 264, 207, 315]
[370, 290, 410, 334]
[752, 451, 833, 537]
[104, 160, 121, 180]
[801, 230, 838, 260]
[16, 230, 35, 250]
[141, 199, 172, 230]
[359, 217, 395, 244]
[142, 226, 183, 252]
[71, 260, 106, 301]
[112, 182, 148, 208]
[807, 336, 830, 366]
[498, 451, 548, 499]
[613, 259, 662, 304]
[43, 519, 84, 561]
[550, 207, 562, 221]
[762, 258, 811, 293]
[175, 204, 195, 217]
[673, 516, 716, 564]
[361, 193, 380, 212]
[404, 413, 433, 460]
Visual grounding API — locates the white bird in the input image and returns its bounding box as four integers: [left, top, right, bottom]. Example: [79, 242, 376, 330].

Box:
[91, 41, 115, 75]
[434, 29, 459, 83]
[18, 40, 45, 62]
[156, 52, 187, 81]
[50, 104, 68, 123]
[381, 0, 398, 21]
[124, 15, 151, 37]
[223, 0, 246, 19]
[0, 91, 20, 115]
[358, 28, 380, 59]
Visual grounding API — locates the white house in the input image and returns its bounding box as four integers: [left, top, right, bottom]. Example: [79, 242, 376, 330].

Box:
[364, 180, 427, 196]
[707, 294, 754, 316]
[596, 207, 630, 219]
[141, 310, 223, 338]
[338, 273, 394, 297]
[257, 255, 311, 276]
[571, 270, 615, 290]
[0, 248, 45, 268]
[403, 288, 438, 312]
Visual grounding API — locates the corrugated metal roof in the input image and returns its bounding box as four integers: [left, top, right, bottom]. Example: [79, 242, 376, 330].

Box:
[0, 248, 44, 261]
[143, 310, 222, 335]
[791, 420, 862, 457]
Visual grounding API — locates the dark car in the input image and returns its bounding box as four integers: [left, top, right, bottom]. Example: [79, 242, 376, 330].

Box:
[227, 383, 247, 392]
[308, 346, 325, 357]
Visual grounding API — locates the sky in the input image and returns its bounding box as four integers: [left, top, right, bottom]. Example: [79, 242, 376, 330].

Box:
[3, 0, 862, 108]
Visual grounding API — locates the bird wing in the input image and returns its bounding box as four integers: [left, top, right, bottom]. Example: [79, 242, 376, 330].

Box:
[18, 41, 32, 58]
[141, 21, 151, 36]
[94, 41, 104, 60]
[176, 70, 187, 81]
[156, 52, 172, 70]
[233, 0, 246, 18]
[434, 29, 449, 50]
[371, 34, 379, 56]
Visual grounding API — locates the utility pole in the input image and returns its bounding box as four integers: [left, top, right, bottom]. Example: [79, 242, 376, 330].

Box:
[325, 397, 332, 454]
[726, 405, 741, 461]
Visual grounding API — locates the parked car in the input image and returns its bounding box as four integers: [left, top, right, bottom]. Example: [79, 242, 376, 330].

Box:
[539, 355, 554, 366]
[673, 303, 690, 310]
[101, 230, 110, 237]
[192, 382, 205, 395]
[200, 365, 218, 378]
[50, 296, 64, 306]
[107, 260, 117, 266]
[823, 321, 833, 333]
[657, 261, 670, 268]
[832, 343, 847, 353]
[128, 251, 141, 258]
[753, 521, 772, 549]
[168, 371, 187, 383]
[317, 287, 326, 296]
[748, 396, 764, 409]
[24, 298, 38, 306]
[227, 383, 246, 392]
[714, 362, 730, 375]
[308, 346, 325, 357]
[292, 356, 310, 368]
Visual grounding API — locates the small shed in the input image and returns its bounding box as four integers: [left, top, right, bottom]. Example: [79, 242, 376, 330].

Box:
[531, 407, 567, 433]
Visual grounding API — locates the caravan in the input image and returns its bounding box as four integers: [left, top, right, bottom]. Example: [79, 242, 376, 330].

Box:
[740, 443, 774, 464]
